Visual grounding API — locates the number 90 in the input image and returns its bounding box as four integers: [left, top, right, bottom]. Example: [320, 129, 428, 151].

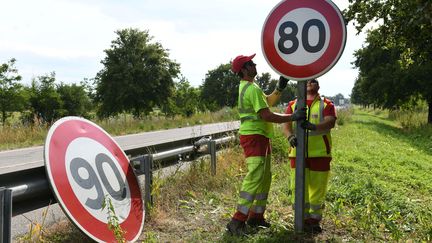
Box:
[70, 153, 127, 210]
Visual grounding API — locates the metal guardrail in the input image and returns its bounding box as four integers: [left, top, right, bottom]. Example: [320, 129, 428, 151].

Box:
[0, 125, 238, 242]
[131, 135, 235, 209]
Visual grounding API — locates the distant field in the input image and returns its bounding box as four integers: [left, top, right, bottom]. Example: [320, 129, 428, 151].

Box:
[18, 107, 432, 242]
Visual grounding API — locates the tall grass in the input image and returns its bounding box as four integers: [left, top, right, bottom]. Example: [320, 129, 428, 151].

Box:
[388, 107, 428, 129]
[0, 107, 238, 151]
[336, 106, 353, 126]
[0, 124, 47, 150]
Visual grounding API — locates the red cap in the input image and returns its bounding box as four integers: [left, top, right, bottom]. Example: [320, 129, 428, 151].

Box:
[231, 53, 256, 73]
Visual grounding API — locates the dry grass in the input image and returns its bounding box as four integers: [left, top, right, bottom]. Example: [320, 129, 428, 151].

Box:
[0, 124, 47, 150]
[0, 108, 238, 151]
[141, 146, 244, 242]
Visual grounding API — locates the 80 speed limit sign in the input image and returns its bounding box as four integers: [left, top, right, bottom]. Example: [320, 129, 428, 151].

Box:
[44, 117, 144, 242]
[262, 0, 346, 80]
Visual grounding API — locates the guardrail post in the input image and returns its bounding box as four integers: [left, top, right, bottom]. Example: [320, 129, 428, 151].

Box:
[142, 154, 153, 213]
[208, 140, 217, 175]
[0, 187, 12, 243]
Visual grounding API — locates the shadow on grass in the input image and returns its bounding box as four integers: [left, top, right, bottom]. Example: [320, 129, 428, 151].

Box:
[220, 228, 324, 243]
[354, 115, 432, 156]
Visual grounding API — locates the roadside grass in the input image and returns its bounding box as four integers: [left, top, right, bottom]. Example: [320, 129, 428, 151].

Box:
[328, 108, 432, 241]
[141, 107, 432, 242]
[0, 107, 237, 151]
[17, 107, 432, 241]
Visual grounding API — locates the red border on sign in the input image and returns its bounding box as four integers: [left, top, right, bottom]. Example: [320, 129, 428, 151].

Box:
[45, 118, 143, 242]
[262, 0, 346, 80]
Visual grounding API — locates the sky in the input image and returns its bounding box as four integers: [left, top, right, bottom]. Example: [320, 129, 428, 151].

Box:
[1, 0, 367, 98]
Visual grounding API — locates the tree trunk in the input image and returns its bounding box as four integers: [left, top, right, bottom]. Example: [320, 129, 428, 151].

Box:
[428, 100, 432, 124]
[1, 110, 5, 126]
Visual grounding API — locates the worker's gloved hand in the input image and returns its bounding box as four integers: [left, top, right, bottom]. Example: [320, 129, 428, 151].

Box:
[276, 76, 289, 92]
[288, 134, 297, 147]
[301, 121, 317, 131]
[291, 107, 306, 121]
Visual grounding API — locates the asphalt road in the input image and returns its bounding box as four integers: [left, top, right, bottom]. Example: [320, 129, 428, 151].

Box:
[0, 121, 239, 175]
[2, 121, 239, 240]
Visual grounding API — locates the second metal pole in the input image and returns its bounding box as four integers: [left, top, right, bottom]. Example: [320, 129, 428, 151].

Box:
[0, 187, 12, 243]
[294, 80, 307, 233]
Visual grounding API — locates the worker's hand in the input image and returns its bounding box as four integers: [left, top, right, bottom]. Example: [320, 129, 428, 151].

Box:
[291, 107, 306, 121]
[301, 121, 317, 131]
[288, 134, 297, 147]
[276, 76, 289, 92]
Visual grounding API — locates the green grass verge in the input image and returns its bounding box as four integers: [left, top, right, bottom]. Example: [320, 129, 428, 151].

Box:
[21, 107, 432, 242]
[140, 108, 432, 242]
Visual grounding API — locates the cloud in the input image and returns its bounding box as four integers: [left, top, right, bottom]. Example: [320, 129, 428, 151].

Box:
[0, 0, 365, 97]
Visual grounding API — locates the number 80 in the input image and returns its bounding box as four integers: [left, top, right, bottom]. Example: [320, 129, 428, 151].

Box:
[278, 19, 326, 55]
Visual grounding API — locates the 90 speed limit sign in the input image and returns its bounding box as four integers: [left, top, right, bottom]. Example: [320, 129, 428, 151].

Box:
[262, 0, 346, 80]
[44, 117, 144, 242]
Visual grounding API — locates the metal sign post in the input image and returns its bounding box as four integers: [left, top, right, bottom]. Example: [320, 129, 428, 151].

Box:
[0, 187, 12, 243]
[262, 0, 346, 233]
[294, 81, 307, 232]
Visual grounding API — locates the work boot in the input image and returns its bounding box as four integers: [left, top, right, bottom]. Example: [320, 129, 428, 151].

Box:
[226, 218, 247, 236]
[304, 218, 322, 233]
[246, 218, 271, 228]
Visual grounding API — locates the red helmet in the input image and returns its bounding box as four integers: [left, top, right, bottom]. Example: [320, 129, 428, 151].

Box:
[231, 53, 256, 73]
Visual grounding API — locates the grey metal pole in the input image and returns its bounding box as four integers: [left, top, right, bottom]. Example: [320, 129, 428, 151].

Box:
[143, 154, 154, 213]
[294, 80, 307, 233]
[1, 187, 12, 243]
[208, 140, 217, 175]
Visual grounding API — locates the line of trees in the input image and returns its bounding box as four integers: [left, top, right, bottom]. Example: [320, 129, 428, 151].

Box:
[0, 28, 296, 126]
[345, 0, 432, 124]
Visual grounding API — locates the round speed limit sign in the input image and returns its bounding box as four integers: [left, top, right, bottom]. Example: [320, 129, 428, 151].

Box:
[262, 0, 346, 80]
[45, 117, 144, 242]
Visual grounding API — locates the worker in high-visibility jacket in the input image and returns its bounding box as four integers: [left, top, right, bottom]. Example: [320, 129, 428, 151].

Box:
[283, 78, 337, 233]
[226, 53, 306, 236]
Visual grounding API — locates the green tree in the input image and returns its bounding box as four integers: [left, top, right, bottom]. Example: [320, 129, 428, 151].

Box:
[326, 93, 346, 106]
[173, 77, 201, 117]
[95, 28, 180, 118]
[352, 31, 412, 110]
[29, 72, 63, 123]
[57, 82, 92, 117]
[256, 73, 296, 104]
[161, 77, 202, 117]
[0, 58, 25, 125]
[256, 73, 273, 94]
[281, 82, 296, 104]
[200, 63, 239, 111]
[351, 76, 369, 107]
[345, 0, 432, 123]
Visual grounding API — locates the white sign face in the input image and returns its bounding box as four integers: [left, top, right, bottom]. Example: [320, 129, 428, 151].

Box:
[262, 0, 346, 80]
[44, 117, 144, 243]
[274, 8, 330, 66]
[65, 137, 131, 222]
